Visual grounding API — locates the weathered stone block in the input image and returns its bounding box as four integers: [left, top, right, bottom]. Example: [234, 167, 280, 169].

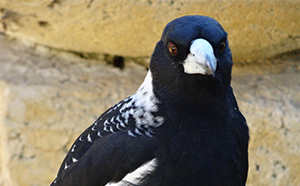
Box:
[0, 0, 300, 63]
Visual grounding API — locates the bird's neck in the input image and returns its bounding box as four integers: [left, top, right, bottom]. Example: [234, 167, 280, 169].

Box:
[157, 87, 233, 132]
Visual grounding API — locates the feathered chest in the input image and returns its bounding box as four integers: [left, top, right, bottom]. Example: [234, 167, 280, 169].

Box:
[148, 102, 249, 185]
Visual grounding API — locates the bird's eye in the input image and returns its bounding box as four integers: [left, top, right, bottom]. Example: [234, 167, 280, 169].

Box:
[219, 41, 226, 53]
[168, 42, 178, 56]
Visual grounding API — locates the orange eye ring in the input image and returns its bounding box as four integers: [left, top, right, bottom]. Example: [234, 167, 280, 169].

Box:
[168, 42, 178, 56]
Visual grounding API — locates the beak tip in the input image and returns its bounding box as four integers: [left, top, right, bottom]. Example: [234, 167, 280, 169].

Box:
[207, 60, 216, 77]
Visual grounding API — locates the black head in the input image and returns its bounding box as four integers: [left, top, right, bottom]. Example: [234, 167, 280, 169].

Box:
[150, 15, 233, 104]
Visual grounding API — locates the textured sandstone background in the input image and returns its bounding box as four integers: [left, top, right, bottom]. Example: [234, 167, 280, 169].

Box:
[0, 0, 300, 186]
[0, 0, 300, 62]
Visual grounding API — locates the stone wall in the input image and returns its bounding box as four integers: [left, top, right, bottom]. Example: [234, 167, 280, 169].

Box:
[0, 81, 11, 186]
[0, 0, 300, 185]
[0, 35, 148, 186]
[0, 0, 300, 63]
[233, 60, 300, 185]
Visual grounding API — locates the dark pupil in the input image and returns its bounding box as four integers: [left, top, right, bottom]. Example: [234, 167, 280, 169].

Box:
[220, 42, 226, 51]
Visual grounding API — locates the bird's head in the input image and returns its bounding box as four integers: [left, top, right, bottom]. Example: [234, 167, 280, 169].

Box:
[150, 15, 233, 104]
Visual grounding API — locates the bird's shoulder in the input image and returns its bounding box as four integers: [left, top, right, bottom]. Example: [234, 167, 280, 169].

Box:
[57, 93, 161, 173]
[53, 72, 166, 185]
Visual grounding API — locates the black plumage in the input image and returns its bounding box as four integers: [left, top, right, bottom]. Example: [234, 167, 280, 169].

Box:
[50, 15, 249, 186]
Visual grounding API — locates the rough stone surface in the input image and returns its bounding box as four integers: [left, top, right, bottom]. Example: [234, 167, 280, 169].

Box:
[0, 81, 11, 186]
[0, 34, 300, 186]
[0, 0, 300, 63]
[0, 35, 147, 186]
[232, 59, 300, 186]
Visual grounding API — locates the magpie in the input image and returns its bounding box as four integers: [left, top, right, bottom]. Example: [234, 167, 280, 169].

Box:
[50, 15, 249, 186]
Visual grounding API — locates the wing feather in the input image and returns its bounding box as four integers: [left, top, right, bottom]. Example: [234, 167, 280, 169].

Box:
[52, 96, 159, 186]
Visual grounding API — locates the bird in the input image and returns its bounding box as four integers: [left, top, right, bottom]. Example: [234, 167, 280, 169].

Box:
[50, 15, 249, 186]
